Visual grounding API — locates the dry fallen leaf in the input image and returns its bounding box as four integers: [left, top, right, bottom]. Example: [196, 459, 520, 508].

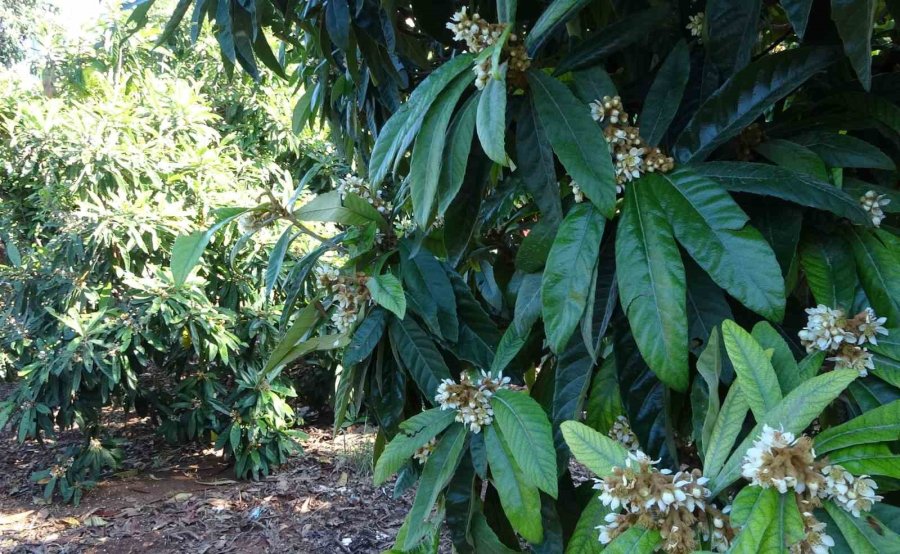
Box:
[173, 492, 193, 502]
[83, 515, 108, 527]
[337, 472, 348, 486]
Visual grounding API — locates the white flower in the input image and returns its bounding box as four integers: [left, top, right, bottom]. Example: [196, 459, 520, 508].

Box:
[859, 190, 890, 227]
[571, 182, 585, 203]
[798, 305, 850, 352]
[828, 345, 875, 377]
[413, 438, 437, 465]
[609, 415, 639, 451]
[615, 147, 645, 182]
[686, 13, 705, 39]
[473, 57, 493, 90]
[434, 372, 509, 433]
[822, 464, 882, 517]
[855, 307, 888, 345]
[741, 425, 796, 481]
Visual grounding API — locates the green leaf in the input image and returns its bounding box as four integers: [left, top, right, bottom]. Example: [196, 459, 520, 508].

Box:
[171, 231, 209, 286]
[491, 326, 528, 376]
[554, 7, 670, 75]
[369, 54, 474, 185]
[766, 489, 806, 551]
[831, 0, 876, 90]
[516, 218, 557, 272]
[484, 425, 543, 544]
[729, 486, 779, 554]
[388, 316, 452, 401]
[263, 301, 322, 373]
[410, 71, 474, 228]
[541, 203, 606, 353]
[685, 257, 734, 355]
[695, 328, 723, 458]
[673, 47, 836, 162]
[705, 0, 762, 79]
[615, 178, 688, 392]
[551, 338, 594, 469]
[491, 389, 557, 497]
[798, 351, 826, 384]
[401, 244, 459, 342]
[848, 229, 900, 325]
[565, 493, 607, 554]
[572, 66, 617, 105]
[438, 95, 479, 217]
[703, 383, 749, 479]
[782, 0, 814, 38]
[755, 139, 829, 181]
[514, 272, 543, 336]
[294, 191, 358, 224]
[815, 400, 900, 454]
[497, 0, 516, 24]
[527, 70, 616, 217]
[517, 95, 563, 223]
[477, 63, 509, 166]
[374, 408, 457, 486]
[825, 499, 900, 553]
[447, 269, 501, 369]
[366, 274, 407, 319]
[525, 0, 592, 56]
[324, 0, 350, 51]
[265, 228, 295, 298]
[403, 423, 468, 549]
[751, 321, 802, 395]
[710, 369, 858, 495]
[651, 169, 785, 321]
[723, 320, 783, 419]
[472, 511, 518, 553]
[343, 308, 388, 367]
[799, 234, 858, 310]
[826, 443, 900, 478]
[560, 420, 629, 477]
[693, 161, 870, 224]
[793, 132, 895, 170]
[638, 40, 690, 146]
[343, 192, 387, 226]
[604, 526, 662, 554]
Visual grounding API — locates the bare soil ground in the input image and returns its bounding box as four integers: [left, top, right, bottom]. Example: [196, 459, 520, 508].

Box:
[0, 391, 415, 553]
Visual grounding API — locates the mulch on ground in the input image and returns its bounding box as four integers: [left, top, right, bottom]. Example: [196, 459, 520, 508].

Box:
[0, 389, 416, 554]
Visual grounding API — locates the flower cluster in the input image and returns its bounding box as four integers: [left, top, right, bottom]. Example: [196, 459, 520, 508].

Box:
[413, 438, 437, 465]
[434, 371, 510, 433]
[741, 425, 882, 553]
[336, 173, 392, 215]
[686, 13, 705, 41]
[594, 451, 721, 553]
[315, 266, 371, 333]
[589, 95, 675, 194]
[859, 190, 890, 227]
[446, 8, 530, 89]
[608, 415, 640, 451]
[798, 305, 888, 376]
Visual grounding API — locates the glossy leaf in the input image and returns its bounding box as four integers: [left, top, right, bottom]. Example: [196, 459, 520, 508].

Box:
[782, 0, 814, 38]
[825, 499, 900, 552]
[638, 40, 690, 147]
[793, 132, 894, 170]
[831, 0, 876, 90]
[484, 425, 543, 544]
[516, 96, 562, 223]
[673, 47, 836, 162]
[525, 0, 592, 56]
[343, 308, 388, 367]
[799, 234, 858, 310]
[477, 63, 509, 165]
[491, 389, 558, 497]
[438, 95, 479, 217]
[366, 273, 407, 319]
[723, 320, 783, 420]
[695, 328, 723, 458]
[551, 337, 594, 469]
[541, 203, 606, 353]
[705, 0, 762, 79]
[848, 229, 900, 325]
[514, 272, 543, 336]
[815, 400, 900, 454]
[528, 70, 616, 217]
[616, 179, 688, 392]
[693, 162, 870, 224]
[388, 316, 452, 401]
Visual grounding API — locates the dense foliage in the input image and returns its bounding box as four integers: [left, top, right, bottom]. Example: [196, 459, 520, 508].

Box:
[5, 0, 900, 551]
[0, 7, 343, 503]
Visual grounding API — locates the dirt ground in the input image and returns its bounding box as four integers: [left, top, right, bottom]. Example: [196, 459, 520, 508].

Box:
[0, 397, 417, 554]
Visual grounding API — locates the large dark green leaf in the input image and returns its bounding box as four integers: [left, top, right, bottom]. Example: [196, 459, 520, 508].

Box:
[541, 203, 605, 353]
[551, 338, 594, 470]
[403, 423, 468, 549]
[484, 425, 543, 543]
[693, 162, 870, 224]
[516, 97, 563, 223]
[793, 132, 895, 170]
[616, 180, 688, 391]
[524, 0, 592, 56]
[572, 66, 617, 105]
[447, 270, 500, 369]
[477, 63, 509, 166]
[438, 95, 479, 217]
[799, 234, 858, 310]
[516, 218, 557, 272]
[705, 0, 762, 79]
[831, 0, 876, 90]
[755, 139, 829, 181]
[528, 70, 616, 217]
[685, 257, 734, 355]
[782, 0, 814, 38]
[848, 229, 900, 324]
[580, 242, 617, 361]
[514, 272, 543, 336]
[565, 492, 607, 554]
[410, 71, 475, 228]
[673, 47, 836, 162]
[324, 0, 351, 51]
[445, 451, 476, 554]
[651, 170, 785, 321]
[554, 7, 670, 75]
[492, 390, 557, 497]
[401, 244, 459, 341]
[369, 54, 474, 185]
[343, 307, 388, 367]
[388, 316, 452, 401]
[638, 40, 690, 146]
